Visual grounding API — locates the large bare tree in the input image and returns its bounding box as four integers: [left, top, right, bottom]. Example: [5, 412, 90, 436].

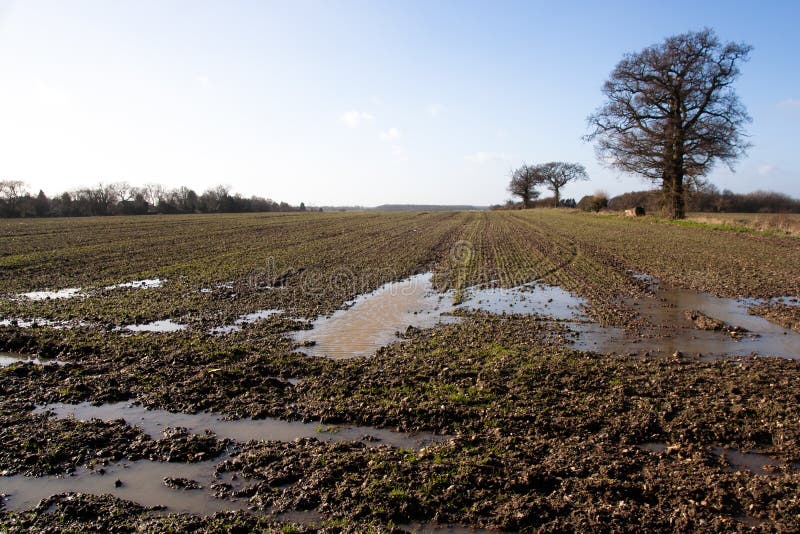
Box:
[539, 162, 589, 207]
[586, 29, 751, 219]
[508, 164, 544, 208]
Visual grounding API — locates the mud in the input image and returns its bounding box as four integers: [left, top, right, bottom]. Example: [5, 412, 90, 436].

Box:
[640, 442, 790, 475]
[571, 279, 800, 359]
[0, 458, 248, 515]
[35, 401, 448, 450]
[0, 352, 65, 367]
[292, 273, 585, 359]
[210, 309, 283, 335]
[291, 271, 799, 360]
[2, 212, 800, 531]
[399, 523, 498, 533]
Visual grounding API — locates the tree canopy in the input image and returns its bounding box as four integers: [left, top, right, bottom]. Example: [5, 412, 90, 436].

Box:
[586, 28, 751, 218]
[508, 164, 544, 208]
[539, 162, 589, 207]
[508, 162, 588, 208]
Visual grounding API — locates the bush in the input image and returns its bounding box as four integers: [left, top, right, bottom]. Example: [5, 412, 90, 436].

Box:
[578, 192, 608, 212]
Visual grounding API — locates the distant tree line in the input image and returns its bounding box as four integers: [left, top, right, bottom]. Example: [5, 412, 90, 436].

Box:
[497, 183, 800, 215]
[492, 197, 577, 210]
[0, 180, 308, 218]
[608, 186, 800, 214]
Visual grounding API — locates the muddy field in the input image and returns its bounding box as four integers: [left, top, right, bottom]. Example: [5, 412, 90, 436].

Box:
[1, 210, 800, 532]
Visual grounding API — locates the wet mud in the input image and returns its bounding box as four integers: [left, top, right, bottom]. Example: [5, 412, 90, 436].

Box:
[36, 401, 448, 450]
[291, 271, 800, 360]
[119, 319, 188, 333]
[2, 212, 800, 531]
[0, 352, 65, 367]
[1, 458, 248, 515]
[572, 280, 800, 359]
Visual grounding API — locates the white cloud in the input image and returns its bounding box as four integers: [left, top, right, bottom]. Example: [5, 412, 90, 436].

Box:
[778, 98, 800, 110]
[758, 163, 778, 176]
[464, 151, 509, 164]
[427, 103, 444, 117]
[380, 127, 402, 141]
[197, 75, 210, 88]
[391, 145, 408, 160]
[340, 110, 375, 128]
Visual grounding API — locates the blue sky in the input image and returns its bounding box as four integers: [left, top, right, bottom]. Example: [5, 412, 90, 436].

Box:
[0, 0, 797, 206]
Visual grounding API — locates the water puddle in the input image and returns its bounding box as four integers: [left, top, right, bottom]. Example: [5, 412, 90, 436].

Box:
[105, 279, 165, 290]
[0, 317, 79, 329]
[768, 296, 800, 308]
[23, 401, 445, 513]
[210, 309, 282, 335]
[0, 458, 247, 515]
[629, 271, 660, 292]
[288, 269, 798, 359]
[639, 442, 668, 453]
[292, 273, 584, 359]
[572, 283, 800, 359]
[458, 283, 585, 319]
[119, 320, 187, 333]
[17, 288, 83, 301]
[34, 402, 448, 450]
[639, 442, 788, 475]
[289, 270, 800, 359]
[0, 352, 65, 367]
[201, 282, 236, 294]
[711, 447, 782, 474]
[292, 273, 457, 358]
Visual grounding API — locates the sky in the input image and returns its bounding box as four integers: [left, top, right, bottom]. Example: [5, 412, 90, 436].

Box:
[0, 0, 798, 206]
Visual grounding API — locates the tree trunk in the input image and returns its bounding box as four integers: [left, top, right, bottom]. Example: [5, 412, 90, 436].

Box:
[671, 174, 685, 219]
[668, 146, 686, 219]
[553, 188, 560, 208]
[661, 172, 671, 212]
[666, 106, 686, 219]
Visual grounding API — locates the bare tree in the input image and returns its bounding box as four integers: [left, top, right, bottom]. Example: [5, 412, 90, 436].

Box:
[586, 28, 751, 219]
[0, 180, 29, 216]
[143, 183, 166, 206]
[539, 162, 589, 207]
[111, 182, 137, 203]
[508, 164, 544, 208]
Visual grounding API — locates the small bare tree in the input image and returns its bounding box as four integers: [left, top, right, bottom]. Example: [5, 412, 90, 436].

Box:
[0, 180, 29, 216]
[539, 162, 589, 207]
[586, 28, 751, 219]
[508, 164, 544, 208]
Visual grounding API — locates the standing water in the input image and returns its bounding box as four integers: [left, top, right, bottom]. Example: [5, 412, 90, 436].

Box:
[291, 273, 586, 358]
[292, 273, 455, 358]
